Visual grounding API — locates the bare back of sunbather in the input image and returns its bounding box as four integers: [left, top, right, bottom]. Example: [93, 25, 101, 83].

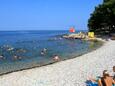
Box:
[98, 75, 115, 86]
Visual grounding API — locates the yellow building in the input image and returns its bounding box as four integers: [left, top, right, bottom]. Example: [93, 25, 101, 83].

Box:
[88, 32, 95, 38]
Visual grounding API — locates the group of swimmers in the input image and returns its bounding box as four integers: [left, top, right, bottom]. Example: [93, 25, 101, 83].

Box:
[87, 66, 115, 86]
[0, 44, 27, 61]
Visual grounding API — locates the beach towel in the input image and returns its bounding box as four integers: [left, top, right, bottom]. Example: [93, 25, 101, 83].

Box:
[85, 80, 98, 86]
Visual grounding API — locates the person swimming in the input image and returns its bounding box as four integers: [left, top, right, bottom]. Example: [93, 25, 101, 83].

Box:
[40, 48, 47, 55]
[13, 55, 22, 60]
[0, 55, 5, 60]
[43, 48, 47, 52]
[53, 55, 60, 61]
[40, 51, 45, 55]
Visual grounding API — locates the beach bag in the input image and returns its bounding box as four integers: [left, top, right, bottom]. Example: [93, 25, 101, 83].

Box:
[85, 80, 98, 86]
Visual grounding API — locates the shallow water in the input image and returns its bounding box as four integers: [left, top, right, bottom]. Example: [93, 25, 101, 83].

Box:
[0, 30, 102, 75]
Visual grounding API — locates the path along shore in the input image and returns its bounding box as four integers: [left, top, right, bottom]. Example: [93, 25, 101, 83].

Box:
[0, 40, 115, 86]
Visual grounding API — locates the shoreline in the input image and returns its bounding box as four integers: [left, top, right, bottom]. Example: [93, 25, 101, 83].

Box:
[0, 40, 115, 86]
[0, 39, 104, 76]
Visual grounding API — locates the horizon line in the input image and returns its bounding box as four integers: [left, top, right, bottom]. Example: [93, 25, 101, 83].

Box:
[0, 29, 88, 31]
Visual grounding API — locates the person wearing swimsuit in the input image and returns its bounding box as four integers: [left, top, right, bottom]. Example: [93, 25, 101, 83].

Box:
[98, 70, 115, 86]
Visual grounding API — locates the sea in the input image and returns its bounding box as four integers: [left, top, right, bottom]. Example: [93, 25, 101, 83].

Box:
[0, 30, 102, 75]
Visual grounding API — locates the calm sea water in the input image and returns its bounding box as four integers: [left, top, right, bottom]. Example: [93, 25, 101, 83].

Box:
[0, 30, 102, 75]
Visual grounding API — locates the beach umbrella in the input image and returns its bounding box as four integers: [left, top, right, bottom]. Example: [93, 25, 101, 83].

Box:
[69, 27, 75, 33]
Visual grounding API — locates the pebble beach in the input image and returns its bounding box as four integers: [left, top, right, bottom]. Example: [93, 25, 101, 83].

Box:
[0, 40, 115, 86]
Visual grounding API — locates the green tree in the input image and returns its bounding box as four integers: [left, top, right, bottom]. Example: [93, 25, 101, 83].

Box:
[88, 0, 115, 35]
[104, 0, 110, 2]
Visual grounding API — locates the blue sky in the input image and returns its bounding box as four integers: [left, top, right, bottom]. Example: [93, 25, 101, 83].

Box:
[0, 0, 102, 31]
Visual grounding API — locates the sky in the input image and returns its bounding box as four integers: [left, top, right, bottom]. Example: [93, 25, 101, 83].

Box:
[0, 0, 103, 31]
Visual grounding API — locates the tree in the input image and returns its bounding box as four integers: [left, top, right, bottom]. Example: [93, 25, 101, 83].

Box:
[104, 0, 110, 2]
[88, 0, 115, 35]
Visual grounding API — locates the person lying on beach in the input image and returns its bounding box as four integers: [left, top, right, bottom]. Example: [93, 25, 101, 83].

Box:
[87, 70, 115, 86]
[98, 70, 115, 86]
